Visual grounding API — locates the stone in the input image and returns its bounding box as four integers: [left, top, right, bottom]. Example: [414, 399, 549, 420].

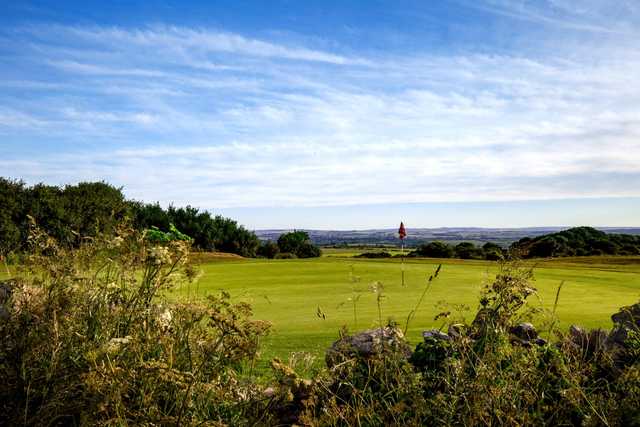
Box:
[569, 325, 607, 355]
[447, 324, 464, 338]
[422, 329, 451, 342]
[0, 279, 16, 304]
[533, 338, 547, 346]
[611, 303, 640, 330]
[325, 326, 412, 367]
[510, 322, 538, 340]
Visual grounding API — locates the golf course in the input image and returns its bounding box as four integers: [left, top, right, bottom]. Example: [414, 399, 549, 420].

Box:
[171, 252, 640, 366]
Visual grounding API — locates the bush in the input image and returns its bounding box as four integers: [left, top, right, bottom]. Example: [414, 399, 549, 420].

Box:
[511, 226, 640, 259]
[0, 177, 262, 258]
[257, 240, 280, 259]
[412, 241, 454, 258]
[356, 251, 392, 258]
[276, 231, 321, 258]
[454, 242, 484, 259]
[297, 241, 322, 258]
[0, 221, 271, 425]
[275, 252, 297, 259]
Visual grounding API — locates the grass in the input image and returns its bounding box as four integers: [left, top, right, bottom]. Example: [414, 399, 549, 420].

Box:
[168, 255, 640, 369]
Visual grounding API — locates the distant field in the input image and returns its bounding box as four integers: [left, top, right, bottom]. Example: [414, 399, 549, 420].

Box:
[169, 255, 640, 369]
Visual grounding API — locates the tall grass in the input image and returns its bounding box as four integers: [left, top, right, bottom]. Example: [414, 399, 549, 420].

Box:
[1, 222, 640, 425]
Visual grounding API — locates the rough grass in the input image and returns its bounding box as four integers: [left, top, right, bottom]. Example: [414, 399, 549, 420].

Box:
[167, 255, 640, 369]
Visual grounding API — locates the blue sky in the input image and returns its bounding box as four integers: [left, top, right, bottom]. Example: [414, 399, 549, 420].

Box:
[1, 1, 639, 229]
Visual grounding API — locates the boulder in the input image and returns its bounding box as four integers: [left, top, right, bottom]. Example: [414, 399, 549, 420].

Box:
[326, 326, 411, 367]
[447, 323, 465, 339]
[611, 303, 640, 330]
[0, 279, 16, 322]
[569, 325, 608, 355]
[510, 322, 538, 340]
[422, 329, 451, 342]
[0, 279, 15, 304]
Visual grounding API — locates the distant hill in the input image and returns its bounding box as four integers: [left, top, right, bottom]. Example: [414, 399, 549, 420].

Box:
[255, 227, 640, 248]
[510, 226, 640, 258]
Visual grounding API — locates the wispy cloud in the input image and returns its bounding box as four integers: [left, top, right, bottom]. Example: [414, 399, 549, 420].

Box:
[457, 0, 637, 35]
[1, 7, 640, 212]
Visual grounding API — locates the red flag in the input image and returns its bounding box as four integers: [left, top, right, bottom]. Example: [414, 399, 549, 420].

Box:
[398, 222, 406, 240]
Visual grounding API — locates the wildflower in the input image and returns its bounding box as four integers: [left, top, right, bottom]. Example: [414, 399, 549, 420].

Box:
[105, 336, 132, 354]
[147, 246, 171, 265]
[158, 307, 173, 331]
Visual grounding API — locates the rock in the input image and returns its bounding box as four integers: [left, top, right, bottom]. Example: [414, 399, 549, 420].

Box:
[325, 326, 412, 367]
[611, 303, 640, 330]
[0, 279, 16, 304]
[447, 323, 465, 339]
[569, 325, 608, 355]
[263, 387, 275, 398]
[510, 322, 538, 340]
[533, 338, 547, 346]
[608, 326, 630, 347]
[422, 329, 451, 342]
[609, 303, 640, 349]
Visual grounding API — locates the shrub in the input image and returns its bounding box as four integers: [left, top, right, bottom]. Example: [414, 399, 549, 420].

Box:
[356, 251, 392, 258]
[454, 242, 484, 259]
[275, 252, 297, 259]
[276, 231, 321, 258]
[297, 241, 322, 258]
[0, 221, 271, 426]
[412, 241, 454, 258]
[257, 240, 280, 259]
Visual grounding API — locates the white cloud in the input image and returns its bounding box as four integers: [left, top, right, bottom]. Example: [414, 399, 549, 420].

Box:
[2, 15, 640, 210]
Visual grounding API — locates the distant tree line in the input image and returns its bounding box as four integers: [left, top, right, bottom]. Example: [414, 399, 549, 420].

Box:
[130, 202, 260, 257]
[408, 241, 505, 260]
[257, 230, 322, 259]
[510, 226, 640, 258]
[0, 178, 261, 257]
[403, 227, 640, 260]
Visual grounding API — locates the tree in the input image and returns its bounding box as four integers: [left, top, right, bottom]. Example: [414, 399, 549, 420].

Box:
[277, 231, 310, 254]
[454, 242, 483, 260]
[277, 231, 321, 258]
[482, 242, 504, 260]
[257, 241, 280, 259]
[527, 238, 561, 258]
[413, 241, 454, 258]
[297, 241, 322, 258]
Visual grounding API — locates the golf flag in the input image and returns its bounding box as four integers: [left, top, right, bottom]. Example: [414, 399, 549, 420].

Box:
[398, 222, 406, 240]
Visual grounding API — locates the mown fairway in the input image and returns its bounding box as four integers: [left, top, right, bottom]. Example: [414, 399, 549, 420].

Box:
[170, 255, 640, 368]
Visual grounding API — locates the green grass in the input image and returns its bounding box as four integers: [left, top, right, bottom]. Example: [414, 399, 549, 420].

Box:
[169, 255, 640, 369]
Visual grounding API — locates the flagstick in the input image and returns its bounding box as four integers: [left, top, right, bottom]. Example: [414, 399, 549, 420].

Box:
[401, 240, 405, 287]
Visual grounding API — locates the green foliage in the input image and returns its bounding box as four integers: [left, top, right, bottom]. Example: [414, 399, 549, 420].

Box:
[3, 222, 640, 425]
[512, 226, 640, 258]
[410, 240, 504, 260]
[0, 178, 129, 254]
[145, 223, 192, 243]
[355, 251, 393, 258]
[131, 202, 261, 257]
[257, 240, 280, 259]
[413, 241, 454, 258]
[277, 230, 309, 253]
[297, 241, 322, 258]
[454, 241, 484, 259]
[0, 222, 271, 426]
[0, 178, 261, 258]
[276, 230, 322, 258]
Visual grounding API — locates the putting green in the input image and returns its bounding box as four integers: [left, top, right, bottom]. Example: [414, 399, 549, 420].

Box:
[170, 256, 640, 368]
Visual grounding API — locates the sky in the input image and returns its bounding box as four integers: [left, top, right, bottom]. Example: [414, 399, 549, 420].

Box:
[1, 0, 639, 229]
